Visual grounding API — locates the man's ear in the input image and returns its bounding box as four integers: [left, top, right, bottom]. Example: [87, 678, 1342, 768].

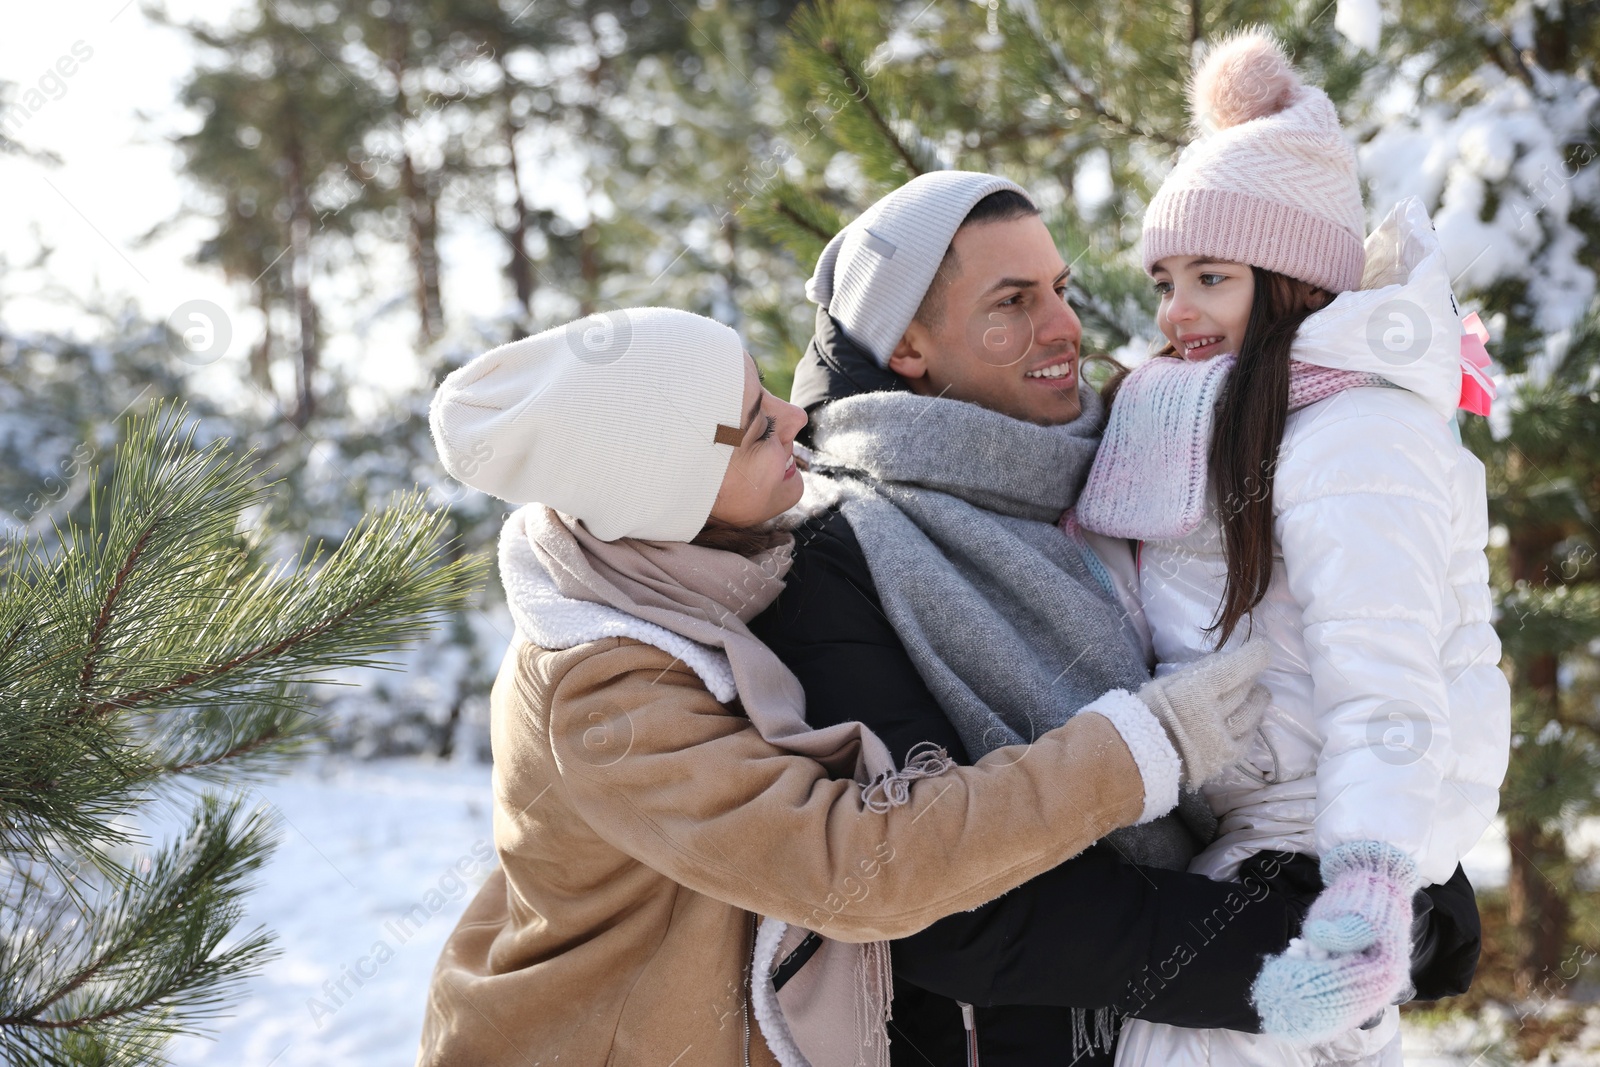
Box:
[887, 326, 930, 381]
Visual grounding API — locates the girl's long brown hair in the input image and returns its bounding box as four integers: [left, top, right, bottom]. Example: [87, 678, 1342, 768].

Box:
[1206, 268, 1330, 645]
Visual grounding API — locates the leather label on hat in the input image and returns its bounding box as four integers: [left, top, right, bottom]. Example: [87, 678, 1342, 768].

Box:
[714, 423, 744, 447]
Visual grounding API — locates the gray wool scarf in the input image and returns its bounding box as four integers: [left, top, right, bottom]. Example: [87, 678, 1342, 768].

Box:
[808, 386, 1201, 873]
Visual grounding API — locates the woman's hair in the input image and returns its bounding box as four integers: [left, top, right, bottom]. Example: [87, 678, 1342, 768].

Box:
[690, 519, 787, 556]
[1207, 268, 1330, 645]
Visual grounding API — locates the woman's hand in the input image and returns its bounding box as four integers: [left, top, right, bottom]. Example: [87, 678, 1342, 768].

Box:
[1136, 638, 1271, 786]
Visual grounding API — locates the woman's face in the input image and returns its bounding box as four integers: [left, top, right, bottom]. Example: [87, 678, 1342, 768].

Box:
[1151, 257, 1255, 361]
[707, 354, 808, 527]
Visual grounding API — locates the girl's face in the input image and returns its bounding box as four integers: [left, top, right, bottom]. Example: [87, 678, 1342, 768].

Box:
[1151, 257, 1255, 361]
[707, 354, 808, 527]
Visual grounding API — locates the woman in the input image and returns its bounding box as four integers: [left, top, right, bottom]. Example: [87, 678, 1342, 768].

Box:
[415, 306, 1268, 1066]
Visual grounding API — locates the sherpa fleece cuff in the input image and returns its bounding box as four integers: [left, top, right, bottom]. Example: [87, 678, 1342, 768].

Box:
[1084, 689, 1181, 824]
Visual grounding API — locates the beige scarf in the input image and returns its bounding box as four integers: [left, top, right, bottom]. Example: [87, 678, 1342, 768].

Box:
[523, 507, 949, 1066]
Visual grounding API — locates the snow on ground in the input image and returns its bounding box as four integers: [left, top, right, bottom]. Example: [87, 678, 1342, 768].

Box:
[163, 756, 495, 1067]
[155, 757, 1587, 1066]
[1406, 1004, 1600, 1065]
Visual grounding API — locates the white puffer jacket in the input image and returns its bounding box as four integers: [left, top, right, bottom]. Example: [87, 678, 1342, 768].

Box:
[1113, 199, 1510, 1066]
[1139, 198, 1509, 889]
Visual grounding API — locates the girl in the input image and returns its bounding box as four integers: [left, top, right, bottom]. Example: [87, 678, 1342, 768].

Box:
[414, 306, 1267, 1066]
[1078, 30, 1510, 1067]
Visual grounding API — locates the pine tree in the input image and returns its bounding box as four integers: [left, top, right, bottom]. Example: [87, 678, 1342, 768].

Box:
[0, 402, 483, 1064]
[1374, 0, 1600, 1003]
[424, 0, 808, 349]
[158, 0, 380, 427]
[1466, 307, 1600, 1008]
[349, 0, 451, 348]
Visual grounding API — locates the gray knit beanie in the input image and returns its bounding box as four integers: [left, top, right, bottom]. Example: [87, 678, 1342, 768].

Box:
[806, 171, 1033, 366]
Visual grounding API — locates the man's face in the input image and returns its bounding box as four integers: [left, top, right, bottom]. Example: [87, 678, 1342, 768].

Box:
[889, 215, 1083, 425]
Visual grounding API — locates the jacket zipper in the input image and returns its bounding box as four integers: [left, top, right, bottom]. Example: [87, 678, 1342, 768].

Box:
[743, 912, 755, 1067]
[959, 1001, 979, 1067]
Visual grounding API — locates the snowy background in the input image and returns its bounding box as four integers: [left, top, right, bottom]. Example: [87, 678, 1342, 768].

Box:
[7, 0, 1600, 1063]
[0, 0, 537, 360]
[157, 759, 496, 1066]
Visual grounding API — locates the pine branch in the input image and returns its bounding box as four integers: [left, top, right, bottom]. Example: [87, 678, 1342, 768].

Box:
[999, 2, 1184, 149]
[743, 179, 844, 288]
[143, 688, 319, 782]
[816, 37, 925, 178]
[162, 726, 297, 777]
[73, 525, 155, 720]
[1062, 77, 1182, 149]
[773, 196, 834, 242]
[0, 797, 277, 1047]
[781, 1, 941, 186]
[78, 585, 383, 718]
[7, 990, 171, 1032]
[0, 400, 486, 1062]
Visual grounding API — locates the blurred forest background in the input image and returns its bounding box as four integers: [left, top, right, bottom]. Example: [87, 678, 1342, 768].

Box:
[4, 0, 1600, 1061]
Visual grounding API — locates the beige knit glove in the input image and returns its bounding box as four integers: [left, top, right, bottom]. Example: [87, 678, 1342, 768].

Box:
[1137, 638, 1272, 786]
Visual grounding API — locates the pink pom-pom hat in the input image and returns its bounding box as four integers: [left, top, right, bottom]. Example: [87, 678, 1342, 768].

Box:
[1142, 28, 1366, 294]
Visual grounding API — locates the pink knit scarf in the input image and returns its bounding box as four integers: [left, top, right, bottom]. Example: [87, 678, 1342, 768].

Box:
[1289, 362, 1389, 411]
[1076, 356, 1389, 541]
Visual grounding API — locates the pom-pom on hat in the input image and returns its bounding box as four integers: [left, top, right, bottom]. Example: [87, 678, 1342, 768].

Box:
[1142, 28, 1366, 293]
[806, 170, 1033, 366]
[429, 307, 747, 542]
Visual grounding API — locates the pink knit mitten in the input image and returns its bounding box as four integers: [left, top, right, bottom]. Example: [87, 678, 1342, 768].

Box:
[1252, 841, 1421, 1044]
[1304, 841, 1421, 955]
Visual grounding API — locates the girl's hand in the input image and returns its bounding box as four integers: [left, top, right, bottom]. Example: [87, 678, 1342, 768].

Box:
[1251, 840, 1422, 1044]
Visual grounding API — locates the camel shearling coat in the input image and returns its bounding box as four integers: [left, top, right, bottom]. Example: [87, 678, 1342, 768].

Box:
[416, 636, 1156, 1067]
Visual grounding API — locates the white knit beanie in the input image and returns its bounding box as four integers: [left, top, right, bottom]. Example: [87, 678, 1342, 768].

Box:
[1142, 28, 1366, 293]
[429, 307, 747, 542]
[806, 171, 1033, 366]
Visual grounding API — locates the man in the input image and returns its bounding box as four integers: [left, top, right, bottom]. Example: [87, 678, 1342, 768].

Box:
[749, 171, 1480, 1066]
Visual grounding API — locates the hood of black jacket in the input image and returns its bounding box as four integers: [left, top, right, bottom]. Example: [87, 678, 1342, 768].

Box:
[790, 306, 908, 447]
